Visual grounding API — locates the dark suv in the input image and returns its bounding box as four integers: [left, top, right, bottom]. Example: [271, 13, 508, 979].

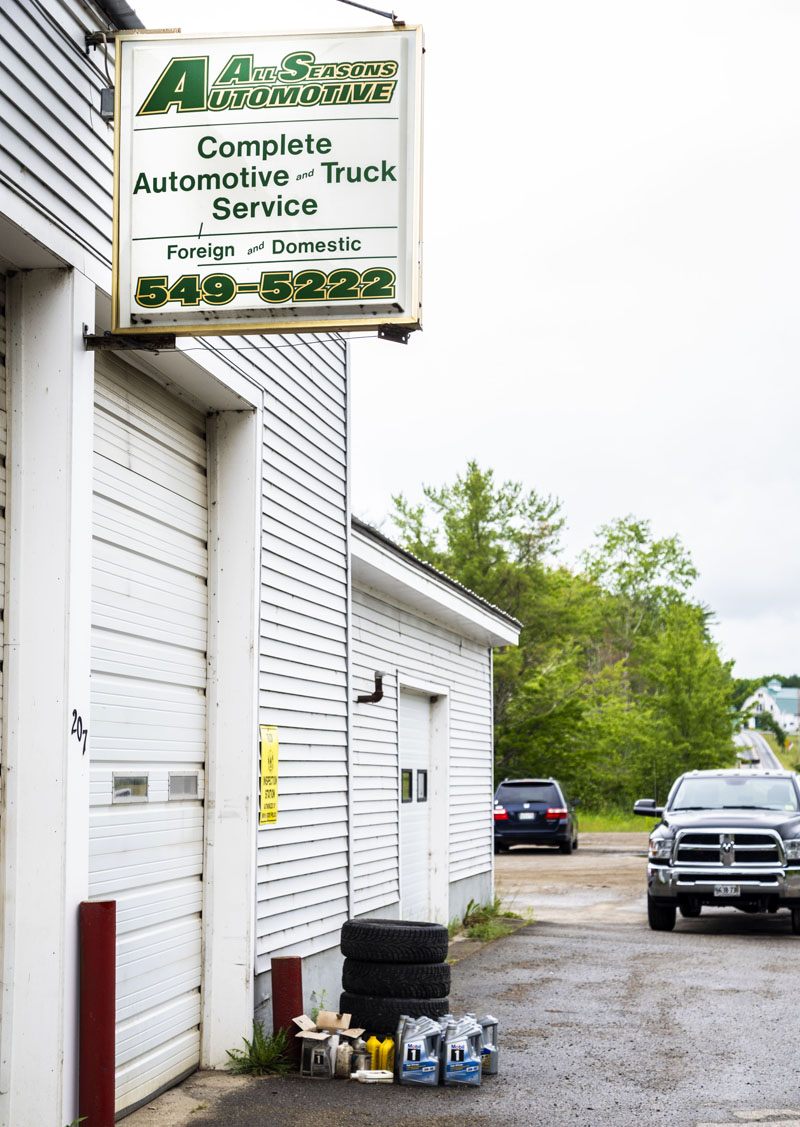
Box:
[494, 778, 579, 854]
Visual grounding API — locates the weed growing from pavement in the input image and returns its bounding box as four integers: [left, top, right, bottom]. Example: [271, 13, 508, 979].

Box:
[457, 897, 526, 942]
[225, 1022, 292, 1076]
[310, 989, 329, 1021]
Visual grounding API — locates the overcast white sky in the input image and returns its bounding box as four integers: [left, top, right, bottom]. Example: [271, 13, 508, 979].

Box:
[133, 0, 800, 679]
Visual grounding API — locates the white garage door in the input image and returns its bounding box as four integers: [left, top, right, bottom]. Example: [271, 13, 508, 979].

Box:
[89, 357, 208, 1116]
[0, 275, 6, 776]
[399, 690, 432, 920]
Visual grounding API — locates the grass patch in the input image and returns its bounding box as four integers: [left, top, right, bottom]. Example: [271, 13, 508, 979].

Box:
[759, 731, 793, 769]
[226, 1022, 292, 1076]
[465, 916, 523, 942]
[459, 897, 526, 941]
[578, 807, 650, 832]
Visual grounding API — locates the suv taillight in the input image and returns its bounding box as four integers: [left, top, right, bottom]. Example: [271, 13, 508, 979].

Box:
[546, 807, 568, 821]
[494, 805, 508, 821]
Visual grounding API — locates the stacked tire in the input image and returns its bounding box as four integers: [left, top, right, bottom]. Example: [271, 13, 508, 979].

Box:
[340, 918, 451, 1035]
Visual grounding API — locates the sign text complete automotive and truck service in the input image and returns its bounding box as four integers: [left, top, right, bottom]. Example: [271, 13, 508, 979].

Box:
[113, 29, 423, 335]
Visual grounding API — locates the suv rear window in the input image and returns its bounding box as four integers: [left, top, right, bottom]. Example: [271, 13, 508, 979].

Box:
[496, 782, 560, 805]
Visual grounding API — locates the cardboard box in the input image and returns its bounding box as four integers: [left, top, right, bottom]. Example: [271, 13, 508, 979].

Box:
[293, 1012, 365, 1078]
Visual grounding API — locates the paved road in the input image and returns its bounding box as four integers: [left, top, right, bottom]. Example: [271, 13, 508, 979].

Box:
[735, 729, 783, 770]
[133, 836, 800, 1127]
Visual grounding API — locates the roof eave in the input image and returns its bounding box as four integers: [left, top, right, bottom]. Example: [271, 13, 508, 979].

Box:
[93, 0, 144, 29]
[351, 523, 521, 648]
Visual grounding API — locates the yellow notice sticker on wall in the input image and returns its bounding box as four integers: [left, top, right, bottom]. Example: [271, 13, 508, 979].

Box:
[259, 725, 279, 825]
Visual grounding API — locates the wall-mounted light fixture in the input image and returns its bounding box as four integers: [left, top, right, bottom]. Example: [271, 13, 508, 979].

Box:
[356, 670, 386, 704]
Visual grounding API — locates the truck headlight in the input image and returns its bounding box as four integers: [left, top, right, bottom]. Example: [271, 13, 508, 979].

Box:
[649, 837, 673, 860]
[784, 839, 800, 861]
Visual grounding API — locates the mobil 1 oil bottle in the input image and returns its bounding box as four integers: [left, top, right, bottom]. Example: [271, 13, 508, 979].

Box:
[442, 1017, 482, 1087]
[478, 1014, 499, 1075]
[397, 1017, 441, 1086]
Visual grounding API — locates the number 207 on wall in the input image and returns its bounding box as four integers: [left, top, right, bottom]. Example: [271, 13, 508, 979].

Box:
[71, 708, 89, 755]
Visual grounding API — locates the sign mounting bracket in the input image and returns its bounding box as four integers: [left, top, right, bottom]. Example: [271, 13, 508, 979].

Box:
[83, 327, 176, 353]
[377, 325, 411, 345]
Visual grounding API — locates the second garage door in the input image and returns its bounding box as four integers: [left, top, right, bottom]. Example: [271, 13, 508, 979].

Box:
[89, 357, 209, 1116]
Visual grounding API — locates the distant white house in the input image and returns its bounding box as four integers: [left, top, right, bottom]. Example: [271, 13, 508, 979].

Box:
[742, 680, 800, 734]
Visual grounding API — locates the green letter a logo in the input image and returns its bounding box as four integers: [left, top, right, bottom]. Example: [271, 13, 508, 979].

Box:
[137, 56, 208, 115]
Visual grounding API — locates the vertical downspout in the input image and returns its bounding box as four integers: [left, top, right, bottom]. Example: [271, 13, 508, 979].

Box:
[344, 338, 355, 920]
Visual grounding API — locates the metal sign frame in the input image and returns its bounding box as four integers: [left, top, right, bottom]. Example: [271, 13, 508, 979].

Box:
[112, 26, 423, 337]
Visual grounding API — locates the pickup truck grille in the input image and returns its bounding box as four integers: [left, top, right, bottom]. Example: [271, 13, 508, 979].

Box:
[674, 830, 781, 867]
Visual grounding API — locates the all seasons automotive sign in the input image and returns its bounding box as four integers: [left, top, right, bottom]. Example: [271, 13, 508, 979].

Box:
[113, 27, 423, 335]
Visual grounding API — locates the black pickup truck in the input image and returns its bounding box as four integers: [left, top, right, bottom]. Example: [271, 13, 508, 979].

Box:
[634, 768, 800, 932]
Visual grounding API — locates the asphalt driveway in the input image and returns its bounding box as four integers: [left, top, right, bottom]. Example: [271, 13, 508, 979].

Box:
[130, 834, 800, 1127]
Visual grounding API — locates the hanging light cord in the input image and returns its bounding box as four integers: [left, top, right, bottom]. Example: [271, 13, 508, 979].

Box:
[334, 0, 402, 24]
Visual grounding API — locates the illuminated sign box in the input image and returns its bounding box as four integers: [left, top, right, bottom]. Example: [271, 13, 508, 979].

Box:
[113, 26, 423, 336]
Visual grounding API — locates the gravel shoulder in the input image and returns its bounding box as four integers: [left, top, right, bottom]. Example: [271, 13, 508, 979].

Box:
[494, 831, 650, 924]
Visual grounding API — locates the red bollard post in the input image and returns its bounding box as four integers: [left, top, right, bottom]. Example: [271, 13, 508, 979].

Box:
[271, 955, 303, 1067]
[79, 901, 116, 1127]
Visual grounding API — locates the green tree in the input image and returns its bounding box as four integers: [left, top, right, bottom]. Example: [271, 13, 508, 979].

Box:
[392, 460, 562, 616]
[755, 709, 788, 750]
[763, 674, 800, 688]
[390, 463, 736, 808]
[730, 676, 760, 710]
[636, 603, 735, 783]
[581, 516, 697, 659]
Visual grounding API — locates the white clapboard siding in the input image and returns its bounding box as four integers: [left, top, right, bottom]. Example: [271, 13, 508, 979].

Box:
[89, 357, 208, 1116]
[0, 0, 115, 269]
[351, 587, 495, 912]
[203, 334, 349, 985]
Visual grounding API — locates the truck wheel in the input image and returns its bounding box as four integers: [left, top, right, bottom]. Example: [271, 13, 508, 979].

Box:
[558, 839, 573, 855]
[791, 907, 800, 935]
[679, 903, 702, 918]
[647, 897, 676, 931]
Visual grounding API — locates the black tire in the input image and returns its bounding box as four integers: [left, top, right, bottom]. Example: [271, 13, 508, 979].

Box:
[340, 918, 449, 964]
[558, 838, 573, 855]
[572, 835, 579, 851]
[340, 991, 449, 1036]
[679, 902, 702, 919]
[647, 897, 676, 931]
[791, 907, 800, 935]
[342, 958, 451, 999]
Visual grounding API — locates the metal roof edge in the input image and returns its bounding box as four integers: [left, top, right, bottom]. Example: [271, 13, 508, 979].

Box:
[93, 0, 145, 29]
[351, 516, 523, 632]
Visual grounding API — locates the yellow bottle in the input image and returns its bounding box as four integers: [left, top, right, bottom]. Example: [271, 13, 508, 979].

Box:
[378, 1036, 395, 1071]
[366, 1034, 381, 1069]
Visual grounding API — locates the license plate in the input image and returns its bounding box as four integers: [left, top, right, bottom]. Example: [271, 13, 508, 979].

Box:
[519, 812, 536, 821]
[714, 884, 740, 897]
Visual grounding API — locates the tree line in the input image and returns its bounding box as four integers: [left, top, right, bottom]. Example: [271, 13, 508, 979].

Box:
[390, 461, 735, 809]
